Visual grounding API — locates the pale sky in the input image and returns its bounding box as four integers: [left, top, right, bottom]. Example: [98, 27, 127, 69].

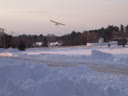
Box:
[0, 0, 128, 36]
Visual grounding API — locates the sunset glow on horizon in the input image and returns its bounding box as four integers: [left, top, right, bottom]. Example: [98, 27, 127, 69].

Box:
[0, 0, 128, 36]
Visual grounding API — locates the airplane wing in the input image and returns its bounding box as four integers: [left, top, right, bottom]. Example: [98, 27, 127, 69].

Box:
[58, 22, 65, 26]
[50, 20, 58, 23]
[50, 20, 65, 26]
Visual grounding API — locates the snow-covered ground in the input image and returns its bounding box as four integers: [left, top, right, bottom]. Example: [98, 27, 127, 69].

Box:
[0, 46, 128, 96]
[1, 46, 128, 66]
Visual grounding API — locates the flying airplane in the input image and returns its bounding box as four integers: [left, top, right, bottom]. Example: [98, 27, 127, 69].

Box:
[50, 20, 65, 26]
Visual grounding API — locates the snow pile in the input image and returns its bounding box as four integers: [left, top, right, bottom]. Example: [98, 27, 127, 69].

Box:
[0, 63, 50, 87]
[0, 61, 128, 96]
[0, 48, 19, 57]
[0, 46, 128, 95]
[91, 50, 114, 60]
[1, 47, 128, 66]
[0, 52, 13, 57]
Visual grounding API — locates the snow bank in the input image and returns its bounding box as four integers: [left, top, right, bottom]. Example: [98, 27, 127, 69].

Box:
[1, 47, 128, 66]
[1, 46, 128, 96]
[91, 50, 114, 60]
[0, 52, 13, 57]
[0, 48, 19, 57]
[0, 61, 128, 96]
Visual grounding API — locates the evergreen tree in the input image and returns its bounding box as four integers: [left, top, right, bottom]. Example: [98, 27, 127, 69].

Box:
[125, 25, 128, 37]
[120, 24, 124, 33]
[125, 25, 128, 33]
[18, 40, 26, 51]
[43, 37, 48, 47]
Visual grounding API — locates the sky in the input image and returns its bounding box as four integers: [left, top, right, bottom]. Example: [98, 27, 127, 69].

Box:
[0, 0, 128, 36]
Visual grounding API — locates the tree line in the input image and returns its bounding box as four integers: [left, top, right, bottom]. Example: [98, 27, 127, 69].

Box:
[60, 24, 128, 46]
[0, 24, 128, 49]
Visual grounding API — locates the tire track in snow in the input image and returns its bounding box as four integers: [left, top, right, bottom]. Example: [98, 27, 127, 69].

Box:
[1, 56, 128, 76]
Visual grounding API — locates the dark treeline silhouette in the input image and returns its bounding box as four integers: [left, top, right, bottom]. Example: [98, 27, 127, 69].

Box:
[60, 25, 128, 46]
[59, 31, 87, 46]
[0, 30, 12, 48]
[0, 24, 128, 48]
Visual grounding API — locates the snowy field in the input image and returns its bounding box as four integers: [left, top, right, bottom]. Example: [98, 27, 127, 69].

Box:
[0, 46, 128, 96]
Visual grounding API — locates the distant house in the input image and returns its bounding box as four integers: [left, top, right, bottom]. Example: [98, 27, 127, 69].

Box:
[33, 42, 43, 47]
[48, 41, 63, 47]
[87, 37, 118, 47]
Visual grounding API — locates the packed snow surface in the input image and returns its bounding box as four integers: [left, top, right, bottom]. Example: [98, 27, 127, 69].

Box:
[1, 46, 128, 65]
[0, 46, 128, 96]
